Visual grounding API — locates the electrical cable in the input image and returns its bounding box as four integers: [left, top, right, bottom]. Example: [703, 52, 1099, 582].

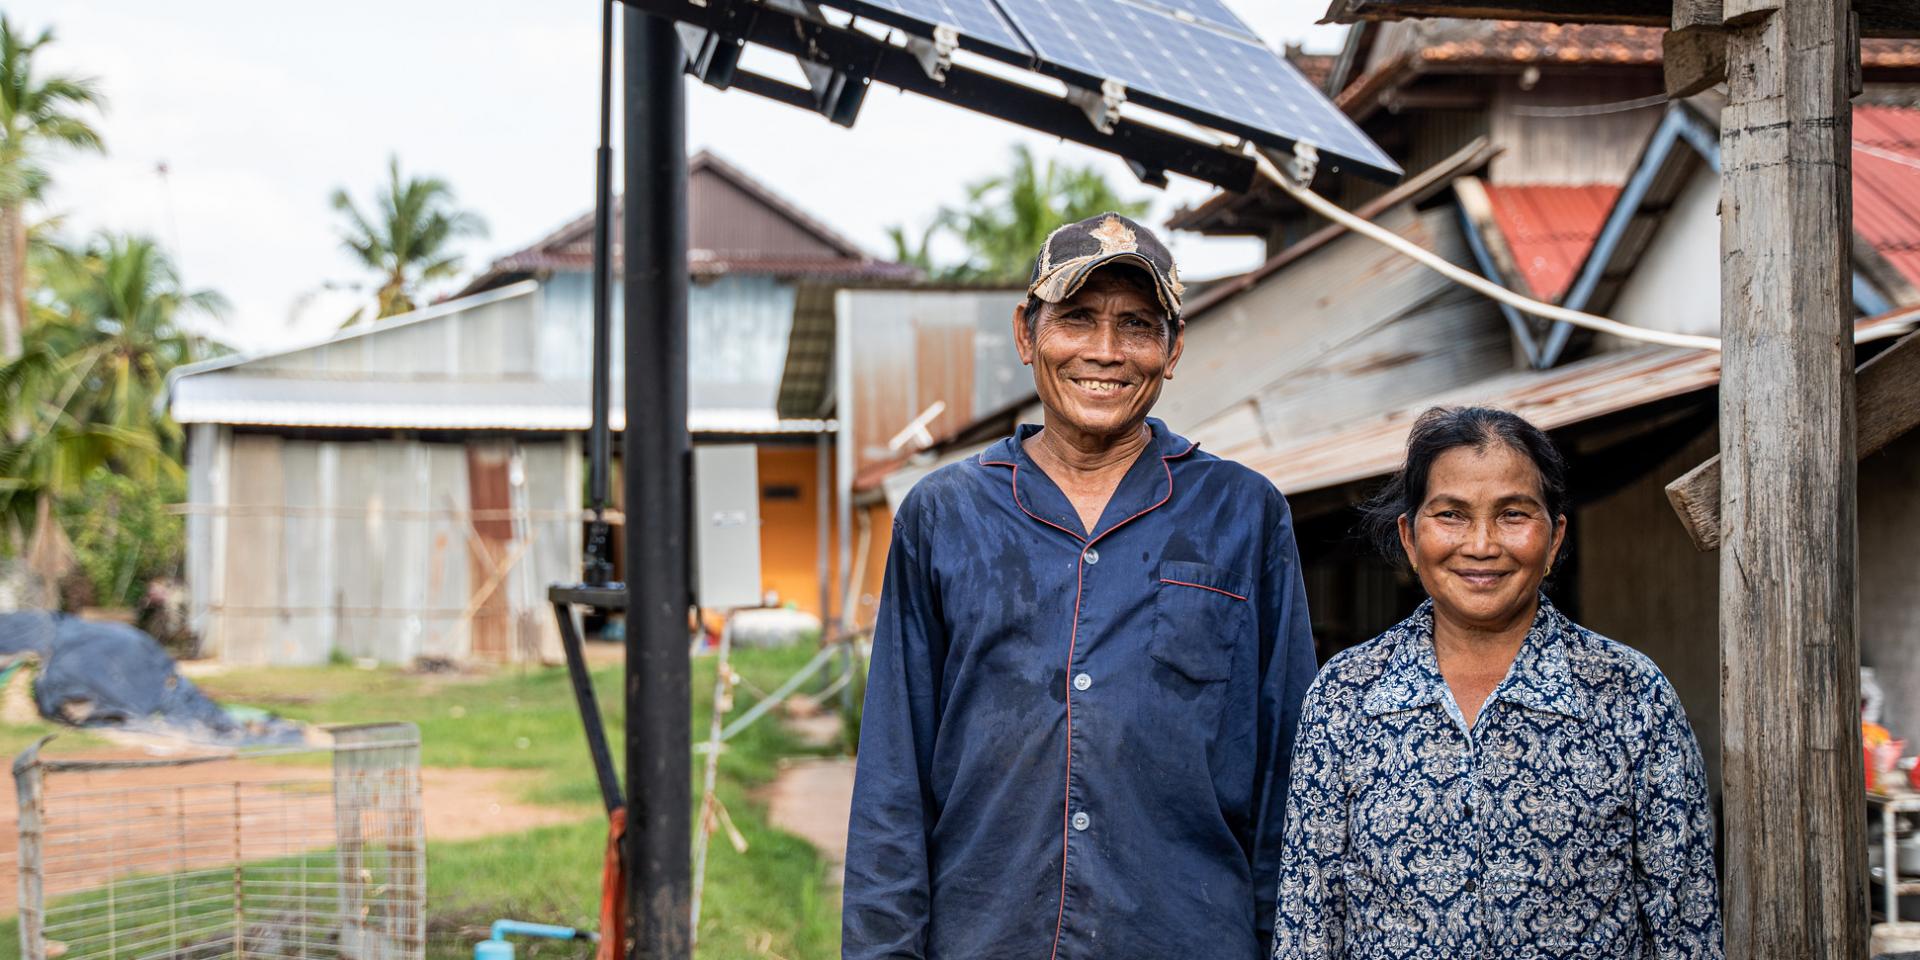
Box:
[1507, 93, 1670, 118]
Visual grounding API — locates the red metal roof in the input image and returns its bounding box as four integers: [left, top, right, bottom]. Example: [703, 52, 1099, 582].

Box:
[1481, 183, 1621, 302]
[1853, 106, 1920, 291]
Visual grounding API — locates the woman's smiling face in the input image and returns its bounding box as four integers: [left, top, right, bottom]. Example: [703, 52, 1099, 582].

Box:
[1014, 267, 1181, 445]
[1398, 441, 1566, 633]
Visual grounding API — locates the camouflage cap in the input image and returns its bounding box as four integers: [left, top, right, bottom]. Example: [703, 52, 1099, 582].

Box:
[1027, 212, 1184, 320]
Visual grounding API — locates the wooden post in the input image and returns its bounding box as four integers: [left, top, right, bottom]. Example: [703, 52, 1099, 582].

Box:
[1718, 2, 1866, 956]
[14, 742, 46, 960]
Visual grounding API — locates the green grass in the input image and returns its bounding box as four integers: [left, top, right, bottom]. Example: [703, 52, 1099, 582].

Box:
[177, 645, 846, 959]
[0, 719, 104, 762]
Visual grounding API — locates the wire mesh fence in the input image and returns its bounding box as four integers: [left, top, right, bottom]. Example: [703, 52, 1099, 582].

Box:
[12, 723, 424, 960]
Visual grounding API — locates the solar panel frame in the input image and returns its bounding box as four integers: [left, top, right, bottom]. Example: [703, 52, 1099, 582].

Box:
[830, 0, 1035, 59]
[991, 0, 1401, 178]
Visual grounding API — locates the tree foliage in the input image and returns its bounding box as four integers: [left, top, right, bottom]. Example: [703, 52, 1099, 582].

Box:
[0, 233, 224, 552]
[890, 145, 1150, 283]
[0, 16, 104, 207]
[0, 15, 105, 360]
[331, 155, 487, 323]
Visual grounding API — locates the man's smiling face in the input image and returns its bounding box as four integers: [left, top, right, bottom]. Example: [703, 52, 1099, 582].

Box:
[1014, 266, 1182, 444]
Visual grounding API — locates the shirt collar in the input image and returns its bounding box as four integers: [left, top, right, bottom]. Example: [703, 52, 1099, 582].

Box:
[979, 418, 1195, 541]
[1362, 595, 1585, 722]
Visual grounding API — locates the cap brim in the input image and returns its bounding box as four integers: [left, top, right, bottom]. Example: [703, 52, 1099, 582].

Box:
[1028, 251, 1181, 318]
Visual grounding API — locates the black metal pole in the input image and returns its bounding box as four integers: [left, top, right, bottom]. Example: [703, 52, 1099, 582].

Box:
[623, 5, 691, 959]
[554, 599, 624, 814]
[583, 0, 617, 586]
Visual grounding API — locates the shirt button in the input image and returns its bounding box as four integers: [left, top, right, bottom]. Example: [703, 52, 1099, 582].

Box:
[1072, 811, 1091, 831]
[1463, 879, 1478, 895]
[1082, 547, 1099, 565]
[1073, 673, 1092, 691]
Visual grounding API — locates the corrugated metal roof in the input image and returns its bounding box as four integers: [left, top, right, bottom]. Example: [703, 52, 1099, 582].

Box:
[1853, 106, 1920, 291]
[1238, 308, 1918, 497]
[1239, 345, 1720, 495]
[171, 373, 833, 434]
[1483, 184, 1622, 302]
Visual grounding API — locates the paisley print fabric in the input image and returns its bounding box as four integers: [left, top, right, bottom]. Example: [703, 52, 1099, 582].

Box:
[1272, 597, 1722, 959]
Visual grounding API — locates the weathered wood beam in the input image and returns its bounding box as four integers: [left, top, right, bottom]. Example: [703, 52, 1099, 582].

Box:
[1664, 28, 1727, 99]
[1672, 0, 1721, 31]
[1716, 3, 1866, 957]
[1666, 328, 1920, 551]
[1721, 0, 1779, 27]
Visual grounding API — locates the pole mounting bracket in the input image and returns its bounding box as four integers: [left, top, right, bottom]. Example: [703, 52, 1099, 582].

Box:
[1067, 78, 1127, 134]
[908, 24, 960, 82]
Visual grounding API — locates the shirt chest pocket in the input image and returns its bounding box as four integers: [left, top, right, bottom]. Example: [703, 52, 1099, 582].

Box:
[1148, 561, 1254, 683]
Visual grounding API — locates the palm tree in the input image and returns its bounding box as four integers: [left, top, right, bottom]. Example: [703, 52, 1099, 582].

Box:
[900, 145, 1149, 283]
[0, 234, 224, 550]
[331, 155, 487, 322]
[0, 17, 105, 360]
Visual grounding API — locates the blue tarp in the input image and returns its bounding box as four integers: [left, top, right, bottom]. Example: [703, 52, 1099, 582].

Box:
[0, 611, 301, 744]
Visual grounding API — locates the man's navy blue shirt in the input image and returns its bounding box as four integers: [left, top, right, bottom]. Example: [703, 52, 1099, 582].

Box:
[843, 419, 1318, 960]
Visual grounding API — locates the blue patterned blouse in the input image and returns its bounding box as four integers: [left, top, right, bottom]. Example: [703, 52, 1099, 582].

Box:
[1272, 596, 1722, 959]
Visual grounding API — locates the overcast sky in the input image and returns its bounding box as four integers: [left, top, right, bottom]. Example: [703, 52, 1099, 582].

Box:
[17, 1, 1346, 352]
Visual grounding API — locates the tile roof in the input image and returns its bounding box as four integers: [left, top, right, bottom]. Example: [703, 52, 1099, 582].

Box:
[1412, 21, 1664, 67]
[1288, 51, 1338, 92]
[1482, 184, 1622, 302]
[1865, 40, 1920, 70]
[1852, 105, 1920, 291]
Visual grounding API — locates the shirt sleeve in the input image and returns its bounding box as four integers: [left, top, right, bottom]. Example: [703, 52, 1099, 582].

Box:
[1251, 501, 1321, 953]
[842, 517, 946, 960]
[1271, 675, 1346, 959]
[1632, 673, 1724, 959]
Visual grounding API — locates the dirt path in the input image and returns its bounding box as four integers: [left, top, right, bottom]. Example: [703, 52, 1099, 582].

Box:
[761, 701, 855, 887]
[763, 757, 856, 886]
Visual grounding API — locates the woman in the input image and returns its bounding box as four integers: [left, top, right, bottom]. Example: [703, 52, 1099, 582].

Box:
[1272, 406, 1721, 959]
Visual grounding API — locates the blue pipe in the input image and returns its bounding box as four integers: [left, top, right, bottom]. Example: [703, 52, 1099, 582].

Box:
[475, 919, 598, 960]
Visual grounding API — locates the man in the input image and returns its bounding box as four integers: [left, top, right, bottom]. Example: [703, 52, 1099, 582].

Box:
[842, 213, 1318, 960]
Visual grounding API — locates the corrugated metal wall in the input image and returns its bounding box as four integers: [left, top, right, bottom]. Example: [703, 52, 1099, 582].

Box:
[1575, 428, 1722, 801]
[540, 272, 797, 411]
[1164, 205, 1510, 466]
[838, 289, 1025, 474]
[191, 431, 580, 666]
[249, 290, 540, 379]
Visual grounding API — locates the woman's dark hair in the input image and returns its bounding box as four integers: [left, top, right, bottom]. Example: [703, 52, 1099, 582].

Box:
[1362, 406, 1569, 568]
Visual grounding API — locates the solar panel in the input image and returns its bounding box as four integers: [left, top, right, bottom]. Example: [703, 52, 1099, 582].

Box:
[837, 0, 1032, 57]
[994, 0, 1399, 177]
[1125, 0, 1254, 36]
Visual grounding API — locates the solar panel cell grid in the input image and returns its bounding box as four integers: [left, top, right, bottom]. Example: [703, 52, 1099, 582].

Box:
[1123, 0, 1253, 35]
[994, 0, 1397, 174]
[842, 0, 1031, 54]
